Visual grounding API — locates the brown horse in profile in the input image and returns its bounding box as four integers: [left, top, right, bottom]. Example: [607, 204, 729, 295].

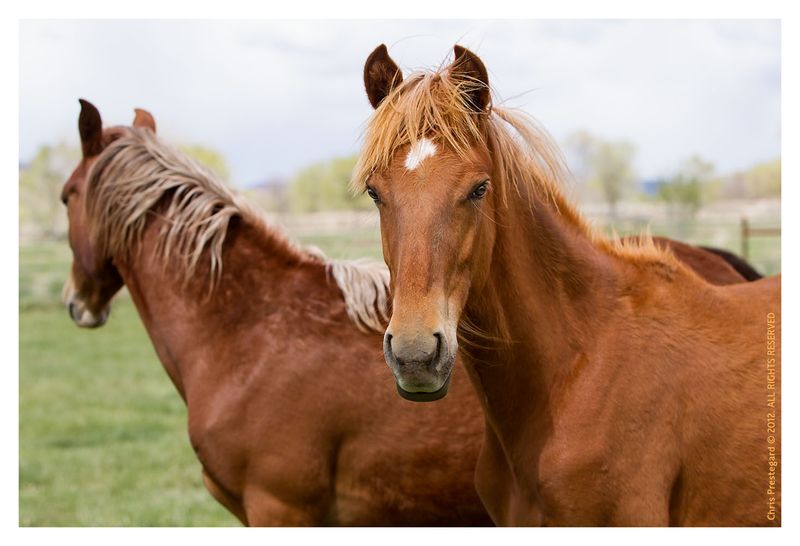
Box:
[356, 45, 780, 526]
[60, 100, 492, 526]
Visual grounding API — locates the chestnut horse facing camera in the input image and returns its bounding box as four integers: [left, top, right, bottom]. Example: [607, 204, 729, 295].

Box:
[357, 45, 780, 526]
[61, 100, 492, 526]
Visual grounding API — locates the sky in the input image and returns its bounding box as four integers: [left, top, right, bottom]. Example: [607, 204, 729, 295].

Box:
[19, 19, 780, 187]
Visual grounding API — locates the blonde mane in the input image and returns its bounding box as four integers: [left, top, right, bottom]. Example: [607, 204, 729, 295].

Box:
[86, 127, 389, 332]
[352, 60, 675, 267]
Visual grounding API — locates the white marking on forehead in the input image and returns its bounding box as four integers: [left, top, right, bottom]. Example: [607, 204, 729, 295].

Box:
[404, 139, 437, 171]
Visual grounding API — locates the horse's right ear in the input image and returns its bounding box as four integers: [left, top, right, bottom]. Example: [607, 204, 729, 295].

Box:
[364, 44, 403, 109]
[78, 98, 103, 157]
[133, 108, 157, 133]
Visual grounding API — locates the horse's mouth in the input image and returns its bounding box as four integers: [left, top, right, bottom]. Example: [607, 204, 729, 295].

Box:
[395, 372, 452, 402]
[68, 300, 110, 328]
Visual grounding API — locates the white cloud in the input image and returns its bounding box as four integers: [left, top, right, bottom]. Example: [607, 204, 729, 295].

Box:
[20, 19, 779, 185]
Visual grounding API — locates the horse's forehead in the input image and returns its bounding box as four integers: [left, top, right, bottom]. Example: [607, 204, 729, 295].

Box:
[404, 138, 438, 171]
[387, 145, 449, 183]
[392, 140, 463, 171]
[383, 140, 488, 190]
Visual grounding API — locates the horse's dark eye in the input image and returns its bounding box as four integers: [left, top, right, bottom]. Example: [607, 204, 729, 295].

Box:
[469, 181, 489, 200]
[366, 186, 380, 203]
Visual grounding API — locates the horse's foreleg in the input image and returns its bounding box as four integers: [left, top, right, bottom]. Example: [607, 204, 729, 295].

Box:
[475, 424, 519, 525]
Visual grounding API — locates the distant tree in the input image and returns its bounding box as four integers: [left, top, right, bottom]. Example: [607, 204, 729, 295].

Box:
[19, 142, 80, 238]
[657, 155, 714, 220]
[590, 140, 637, 217]
[563, 130, 596, 189]
[718, 158, 780, 200]
[744, 159, 781, 198]
[564, 131, 637, 214]
[288, 156, 373, 213]
[180, 145, 231, 182]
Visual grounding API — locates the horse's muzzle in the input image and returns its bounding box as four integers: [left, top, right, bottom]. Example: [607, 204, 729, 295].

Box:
[383, 329, 455, 402]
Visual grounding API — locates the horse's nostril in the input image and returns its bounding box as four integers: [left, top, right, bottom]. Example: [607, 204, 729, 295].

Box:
[68, 301, 76, 320]
[432, 332, 443, 360]
[388, 331, 443, 368]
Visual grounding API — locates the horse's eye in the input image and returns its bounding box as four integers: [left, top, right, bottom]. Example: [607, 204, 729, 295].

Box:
[366, 186, 380, 203]
[469, 180, 490, 200]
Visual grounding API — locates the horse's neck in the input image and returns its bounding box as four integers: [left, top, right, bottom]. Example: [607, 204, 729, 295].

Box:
[463, 183, 620, 446]
[117, 217, 318, 402]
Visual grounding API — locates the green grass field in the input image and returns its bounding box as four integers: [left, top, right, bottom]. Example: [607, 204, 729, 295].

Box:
[20, 300, 237, 526]
[19, 219, 779, 526]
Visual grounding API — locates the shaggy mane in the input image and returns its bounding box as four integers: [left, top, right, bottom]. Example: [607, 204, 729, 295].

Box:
[351, 57, 676, 268]
[85, 127, 389, 332]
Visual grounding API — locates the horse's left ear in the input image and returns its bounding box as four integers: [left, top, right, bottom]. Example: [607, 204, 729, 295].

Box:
[451, 45, 491, 113]
[133, 108, 157, 133]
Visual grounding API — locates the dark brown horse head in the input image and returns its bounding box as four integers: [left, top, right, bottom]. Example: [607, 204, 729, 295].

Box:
[357, 45, 499, 401]
[61, 99, 156, 327]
